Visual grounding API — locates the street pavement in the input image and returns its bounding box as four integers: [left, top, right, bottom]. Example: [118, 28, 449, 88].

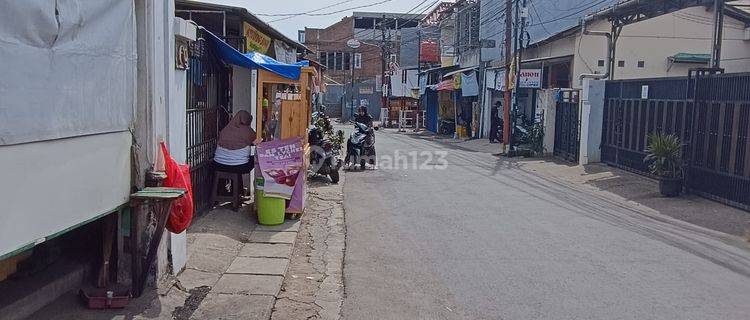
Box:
[341, 128, 750, 320]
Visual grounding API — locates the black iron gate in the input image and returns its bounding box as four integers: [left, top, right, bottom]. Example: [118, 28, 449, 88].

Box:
[186, 30, 231, 214]
[602, 77, 691, 172]
[602, 72, 750, 210]
[554, 89, 580, 162]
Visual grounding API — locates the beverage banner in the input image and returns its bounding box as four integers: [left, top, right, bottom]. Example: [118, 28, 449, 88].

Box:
[257, 137, 304, 199]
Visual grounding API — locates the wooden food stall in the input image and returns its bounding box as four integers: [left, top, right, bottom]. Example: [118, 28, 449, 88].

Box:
[255, 67, 317, 218]
[202, 29, 317, 220]
[255, 67, 315, 142]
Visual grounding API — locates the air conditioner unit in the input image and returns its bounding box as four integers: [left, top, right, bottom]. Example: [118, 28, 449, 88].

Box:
[174, 17, 197, 42]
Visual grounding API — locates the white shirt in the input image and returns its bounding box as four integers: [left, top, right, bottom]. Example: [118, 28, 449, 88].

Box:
[214, 146, 251, 166]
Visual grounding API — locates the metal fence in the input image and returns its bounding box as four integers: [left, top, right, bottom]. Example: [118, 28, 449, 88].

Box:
[602, 72, 750, 210]
[554, 90, 580, 162]
[186, 31, 230, 214]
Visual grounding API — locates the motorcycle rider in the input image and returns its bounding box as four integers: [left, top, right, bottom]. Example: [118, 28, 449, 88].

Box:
[354, 105, 373, 127]
[346, 106, 376, 168]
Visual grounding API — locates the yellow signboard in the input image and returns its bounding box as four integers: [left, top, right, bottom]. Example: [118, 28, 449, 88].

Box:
[243, 22, 271, 54]
[453, 74, 461, 90]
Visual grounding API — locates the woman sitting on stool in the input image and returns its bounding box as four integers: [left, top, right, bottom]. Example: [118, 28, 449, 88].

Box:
[213, 110, 257, 174]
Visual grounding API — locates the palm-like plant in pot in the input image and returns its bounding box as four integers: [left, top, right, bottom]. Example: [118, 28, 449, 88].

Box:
[644, 133, 684, 197]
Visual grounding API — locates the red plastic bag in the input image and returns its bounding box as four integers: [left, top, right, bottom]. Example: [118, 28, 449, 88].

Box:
[160, 142, 194, 233]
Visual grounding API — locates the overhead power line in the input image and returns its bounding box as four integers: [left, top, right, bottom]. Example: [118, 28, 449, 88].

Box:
[255, 0, 356, 17]
[270, 0, 395, 22]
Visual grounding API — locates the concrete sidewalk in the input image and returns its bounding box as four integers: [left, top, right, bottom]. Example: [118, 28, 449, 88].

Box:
[27, 204, 302, 320]
[178, 207, 300, 320]
[404, 129, 750, 239]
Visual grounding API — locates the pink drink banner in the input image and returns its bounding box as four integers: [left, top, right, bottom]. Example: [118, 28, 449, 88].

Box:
[257, 137, 304, 200]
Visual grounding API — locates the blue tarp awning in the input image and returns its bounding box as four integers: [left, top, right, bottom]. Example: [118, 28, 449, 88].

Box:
[204, 29, 308, 80]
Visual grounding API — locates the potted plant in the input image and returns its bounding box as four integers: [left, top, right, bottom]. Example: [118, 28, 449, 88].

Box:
[644, 133, 684, 197]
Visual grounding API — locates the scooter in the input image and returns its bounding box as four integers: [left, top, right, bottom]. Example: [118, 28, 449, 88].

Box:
[512, 114, 533, 146]
[309, 126, 342, 183]
[345, 122, 376, 170]
[439, 119, 455, 136]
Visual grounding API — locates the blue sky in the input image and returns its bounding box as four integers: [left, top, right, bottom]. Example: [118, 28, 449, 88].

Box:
[192, 0, 620, 43]
[191, 0, 437, 39]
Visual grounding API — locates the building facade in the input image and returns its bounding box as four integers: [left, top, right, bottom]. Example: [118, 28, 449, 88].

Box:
[304, 12, 425, 118]
[304, 16, 378, 86]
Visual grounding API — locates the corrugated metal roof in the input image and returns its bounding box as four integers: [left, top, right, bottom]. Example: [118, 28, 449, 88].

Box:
[443, 67, 478, 78]
[526, 0, 619, 45]
[352, 11, 426, 19]
[176, 0, 309, 52]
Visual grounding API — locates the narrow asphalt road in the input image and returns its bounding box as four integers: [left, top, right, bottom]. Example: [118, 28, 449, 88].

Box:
[341, 128, 750, 320]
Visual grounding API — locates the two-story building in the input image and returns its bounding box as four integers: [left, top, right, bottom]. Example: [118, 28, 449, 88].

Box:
[303, 12, 424, 118]
[478, 0, 750, 141]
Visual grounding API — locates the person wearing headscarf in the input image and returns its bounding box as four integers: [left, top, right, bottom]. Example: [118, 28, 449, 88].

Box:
[354, 106, 373, 128]
[213, 110, 256, 173]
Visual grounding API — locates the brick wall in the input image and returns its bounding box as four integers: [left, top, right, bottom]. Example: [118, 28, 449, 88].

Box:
[305, 17, 384, 85]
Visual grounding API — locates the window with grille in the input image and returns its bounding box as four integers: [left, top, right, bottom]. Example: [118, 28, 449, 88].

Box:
[354, 53, 362, 69]
[327, 52, 335, 70]
[335, 52, 343, 70]
[319, 52, 327, 68]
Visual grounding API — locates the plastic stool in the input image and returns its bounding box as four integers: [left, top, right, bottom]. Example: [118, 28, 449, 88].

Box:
[210, 171, 243, 210]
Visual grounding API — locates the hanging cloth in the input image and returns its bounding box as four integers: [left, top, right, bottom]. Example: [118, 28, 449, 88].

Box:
[461, 71, 479, 97]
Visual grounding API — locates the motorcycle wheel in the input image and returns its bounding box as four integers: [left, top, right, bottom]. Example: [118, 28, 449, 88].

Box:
[328, 169, 340, 184]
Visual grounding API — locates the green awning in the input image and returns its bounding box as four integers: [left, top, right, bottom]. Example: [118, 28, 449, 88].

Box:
[669, 53, 710, 63]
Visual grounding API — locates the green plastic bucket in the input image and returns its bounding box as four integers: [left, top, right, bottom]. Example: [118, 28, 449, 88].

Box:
[256, 178, 285, 225]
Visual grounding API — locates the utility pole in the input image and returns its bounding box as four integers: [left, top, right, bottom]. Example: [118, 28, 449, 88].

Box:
[710, 0, 724, 68]
[509, 0, 528, 153]
[380, 15, 388, 114]
[417, 29, 422, 77]
[417, 28, 422, 124]
[502, 0, 513, 152]
[351, 47, 356, 116]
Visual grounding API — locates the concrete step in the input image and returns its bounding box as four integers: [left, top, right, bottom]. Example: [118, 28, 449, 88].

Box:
[0, 258, 88, 320]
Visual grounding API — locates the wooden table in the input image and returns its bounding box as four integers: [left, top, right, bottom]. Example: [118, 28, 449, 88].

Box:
[129, 187, 185, 297]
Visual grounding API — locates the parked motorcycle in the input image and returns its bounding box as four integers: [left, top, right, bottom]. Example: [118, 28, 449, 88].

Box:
[512, 114, 533, 146]
[309, 116, 342, 183]
[495, 118, 504, 143]
[345, 122, 376, 170]
[439, 119, 456, 136]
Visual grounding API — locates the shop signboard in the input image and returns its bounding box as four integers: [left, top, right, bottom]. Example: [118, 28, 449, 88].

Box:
[495, 70, 506, 91]
[359, 86, 374, 95]
[273, 40, 296, 64]
[346, 39, 361, 49]
[243, 22, 271, 54]
[519, 69, 542, 88]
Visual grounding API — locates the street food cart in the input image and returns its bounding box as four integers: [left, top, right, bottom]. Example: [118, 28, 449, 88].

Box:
[255, 67, 317, 219]
[205, 29, 315, 219]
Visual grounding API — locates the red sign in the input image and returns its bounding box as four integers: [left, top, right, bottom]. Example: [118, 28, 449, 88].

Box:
[419, 41, 439, 63]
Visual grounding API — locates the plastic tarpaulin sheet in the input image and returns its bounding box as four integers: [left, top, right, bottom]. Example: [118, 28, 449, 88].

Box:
[205, 30, 307, 80]
[461, 71, 479, 97]
[0, 0, 136, 145]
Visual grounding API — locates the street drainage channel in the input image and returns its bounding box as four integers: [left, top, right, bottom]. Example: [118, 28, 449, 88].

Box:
[171, 286, 211, 320]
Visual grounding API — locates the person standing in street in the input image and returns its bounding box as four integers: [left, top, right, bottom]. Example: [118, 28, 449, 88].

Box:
[489, 100, 501, 143]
